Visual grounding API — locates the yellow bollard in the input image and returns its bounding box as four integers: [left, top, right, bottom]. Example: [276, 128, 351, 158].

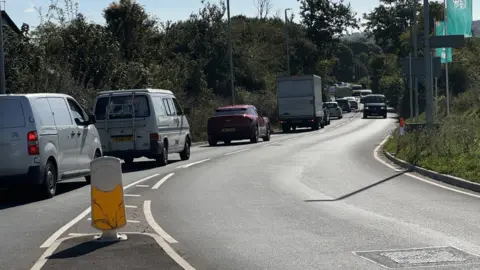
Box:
[90, 156, 127, 241]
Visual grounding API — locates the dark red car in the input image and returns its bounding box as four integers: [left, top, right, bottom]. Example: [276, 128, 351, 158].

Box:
[207, 105, 271, 146]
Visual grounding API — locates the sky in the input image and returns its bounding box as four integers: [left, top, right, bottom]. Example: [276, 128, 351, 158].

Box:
[6, 0, 480, 30]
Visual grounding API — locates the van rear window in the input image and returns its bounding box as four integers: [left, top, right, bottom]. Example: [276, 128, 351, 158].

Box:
[0, 99, 25, 128]
[94, 95, 150, 120]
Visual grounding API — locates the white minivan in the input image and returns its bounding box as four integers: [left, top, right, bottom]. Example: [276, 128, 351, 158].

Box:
[93, 89, 191, 166]
[0, 94, 102, 198]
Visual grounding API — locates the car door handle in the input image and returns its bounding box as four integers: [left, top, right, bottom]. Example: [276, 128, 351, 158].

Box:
[71, 131, 76, 137]
[77, 132, 81, 136]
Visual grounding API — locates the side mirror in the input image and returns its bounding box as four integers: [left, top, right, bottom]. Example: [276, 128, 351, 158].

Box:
[183, 107, 191, 115]
[88, 113, 96, 124]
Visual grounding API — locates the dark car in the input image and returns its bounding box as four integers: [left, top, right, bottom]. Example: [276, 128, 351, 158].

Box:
[362, 94, 387, 118]
[345, 97, 358, 110]
[335, 98, 351, 113]
[207, 105, 271, 146]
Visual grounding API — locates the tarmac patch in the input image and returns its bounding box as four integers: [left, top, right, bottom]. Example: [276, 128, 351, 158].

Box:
[354, 246, 480, 268]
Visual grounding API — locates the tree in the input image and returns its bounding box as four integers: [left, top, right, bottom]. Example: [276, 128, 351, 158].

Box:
[254, 0, 272, 19]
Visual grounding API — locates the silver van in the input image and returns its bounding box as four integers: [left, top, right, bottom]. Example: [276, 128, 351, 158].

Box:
[93, 89, 191, 166]
[0, 94, 102, 198]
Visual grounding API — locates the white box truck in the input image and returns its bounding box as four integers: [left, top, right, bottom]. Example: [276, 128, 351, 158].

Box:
[276, 75, 326, 132]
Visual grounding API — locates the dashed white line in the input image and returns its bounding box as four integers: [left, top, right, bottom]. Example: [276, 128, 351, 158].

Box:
[143, 200, 178, 243]
[87, 218, 140, 223]
[39, 173, 160, 249]
[125, 194, 141, 197]
[224, 148, 250, 156]
[374, 136, 480, 199]
[135, 184, 149, 188]
[152, 173, 175, 190]
[177, 158, 210, 169]
[126, 205, 138, 208]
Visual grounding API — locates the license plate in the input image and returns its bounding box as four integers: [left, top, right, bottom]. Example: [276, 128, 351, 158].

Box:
[222, 128, 235, 132]
[112, 136, 133, 142]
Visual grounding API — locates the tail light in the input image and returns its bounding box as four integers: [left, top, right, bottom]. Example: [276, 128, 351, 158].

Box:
[280, 120, 285, 124]
[150, 133, 160, 141]
[311, 119, 315, 122]
[27, 131, 39, 155]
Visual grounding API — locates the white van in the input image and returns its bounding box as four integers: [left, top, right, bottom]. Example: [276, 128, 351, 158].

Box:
[0, 94, 102, 198]
[93, 89, 191, 166]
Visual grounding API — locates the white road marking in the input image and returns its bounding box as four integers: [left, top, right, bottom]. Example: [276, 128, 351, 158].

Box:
[152, 173, 175, 190]
[224, 148, 250, 156]
[126, 205, 138, 208]
[136, 184, 149, 188]
[39, 174, 160, 248]
[147, 233, 196, 270]
[87, 218, 139, 223]
[125, 194, 141, 197]
[143, 200, 178, 243]
[374, 136, 480, 199]
[177, 158, 210, 169]
[31, 236, 68, 270]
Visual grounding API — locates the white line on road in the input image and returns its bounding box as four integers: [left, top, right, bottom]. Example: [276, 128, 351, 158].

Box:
[125, 194, 141, 197]
[39, 173, 160, 248]
[136, 184, 149, 188]
[126, 205, 138, 208]
[152, 173, 175, 190]
[87, 218, 140, 223]
[224, 148, 250, 156]
[143, 200, 178, 243]
[374, 136, 480, 199]
[177, 158, 210, 169]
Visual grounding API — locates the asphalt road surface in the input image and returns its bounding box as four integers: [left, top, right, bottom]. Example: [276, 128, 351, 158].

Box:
[2, 109, 480, 270]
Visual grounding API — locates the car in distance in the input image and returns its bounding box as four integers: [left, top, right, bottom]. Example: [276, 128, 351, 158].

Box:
[0, 93, 102, 198]
[335, 98, 352, 113]
[322, 105, 331, 126]
[344, 96, 358, 110]
[207, 105, 271, 146]
[324, 102, 343, 119]
[362, 94, 387, 119]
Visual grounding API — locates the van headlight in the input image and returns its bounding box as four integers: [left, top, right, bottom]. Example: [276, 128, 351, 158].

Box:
[381, 106, 385, 109]
[365, 106, 369, 109]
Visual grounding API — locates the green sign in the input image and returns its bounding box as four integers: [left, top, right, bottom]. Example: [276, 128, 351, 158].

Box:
[435, 21, 453, 63]
[447, 0, 473, 37]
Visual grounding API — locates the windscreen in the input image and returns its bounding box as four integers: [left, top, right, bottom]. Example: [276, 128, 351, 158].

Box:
[94, 95, 150, 120]
[336, 99, 347, 104]
[363, 95, 385, 103]
[352, 91, 361, 97]
[0, 99, 25, 129]
[352, 86, 362, 90]
[360, 90, 372, 96]
[215, 108, 247, 116]
[325, 103, 337, 108]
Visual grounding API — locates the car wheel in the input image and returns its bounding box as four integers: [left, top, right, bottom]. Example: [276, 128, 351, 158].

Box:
[224, 140, 231, 145]
[363, 113, 368, 119]
[156, 144, 168, 166]
[250, 126, 259, 143]
[383, 114, 387, 119]
[85, 150, 101, 184]
[124, 157, 134, 164]
[208, 135, 217, 146]
[282, 126, 289, 133]
[262, 126, 271, 141]
[40, 160, 57, 199]
[291, 126, 296, 132]
[179, 138, 190, 161]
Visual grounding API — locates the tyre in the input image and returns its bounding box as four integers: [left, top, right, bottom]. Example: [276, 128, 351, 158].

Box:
[282, 126, 289, 133]
[224, 140, 231, 145]
[179, 138, 190, 160]
[383, 113, 387, 119]
[363, 113, 368, 119]
[40, 160, 57, 199]
[262, 126, 271, 141]
[312, 121, 320, 130]
[85, 150, 102, 184]
[208, 135, 217, 146]
[156, 143, 168, 166]
[250, 126, 259, 143]
[124, 157, 134, 164]
[291, 126, 296, 132]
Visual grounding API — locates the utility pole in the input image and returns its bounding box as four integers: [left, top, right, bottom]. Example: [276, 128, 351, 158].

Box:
[226, 0, 235, 105]
[0, 2, 6, 94]
[412, 0, 419, 121]
[284, 8, 291, 76]
[423, 0, 434, 126]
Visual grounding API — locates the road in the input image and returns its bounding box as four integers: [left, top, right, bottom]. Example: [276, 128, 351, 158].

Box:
[2, 110, 480, 269]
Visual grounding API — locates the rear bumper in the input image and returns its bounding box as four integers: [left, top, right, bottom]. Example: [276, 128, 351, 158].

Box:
[364, 108, 386, 115]
[104, 140, 165, 159]
[280, 118, 317, 127]
[0, 166, 43, 187]
[209, 127, 254, 141]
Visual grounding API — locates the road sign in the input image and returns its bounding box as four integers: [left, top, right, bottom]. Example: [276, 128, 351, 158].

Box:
[90, 156, 128, 241]
[417, 35, 465, 49]
[401, 57, 441, 78]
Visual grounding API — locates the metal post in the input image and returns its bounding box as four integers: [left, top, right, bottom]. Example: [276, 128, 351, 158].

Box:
[408, 53, 413, 118]
[444, 0, 450, 116]
[423, 0, 434, 126]
[434, 76, 438, 119]
[0, 7, 6, 94]
[412, 0, 419, 121]
[226, 0, 235, 105]
[284, 8, 291, 76]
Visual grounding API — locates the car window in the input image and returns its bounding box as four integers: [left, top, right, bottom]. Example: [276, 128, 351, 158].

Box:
[152, 97, 166, 116]
[326, 103, 337, 108]
[34, 98, 55, 127]
[67, 98, 86, 122]
[215, 108, 247, 116]
[94, 95, 150, 120]
[0, 99, 26, 129]
[363, 96, 386, 103]
[248, 107, 258, 116]
[171, 98, 183, 115]
[162, 98, 175, 116]
[47, 97, 73, 126]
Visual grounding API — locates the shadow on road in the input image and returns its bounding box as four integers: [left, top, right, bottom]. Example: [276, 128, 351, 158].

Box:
[48, 241, 116, 259]
[200, 141, 252, 148]
[0, 181, 88, 210]
[121, 159, 180, 173]
[304, 170, 409, 202]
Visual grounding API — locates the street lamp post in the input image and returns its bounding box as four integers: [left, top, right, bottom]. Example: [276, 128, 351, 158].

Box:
[0, 3, 6, 94]
[284, 8, 291, 76]
[226, 0, 235, 105]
